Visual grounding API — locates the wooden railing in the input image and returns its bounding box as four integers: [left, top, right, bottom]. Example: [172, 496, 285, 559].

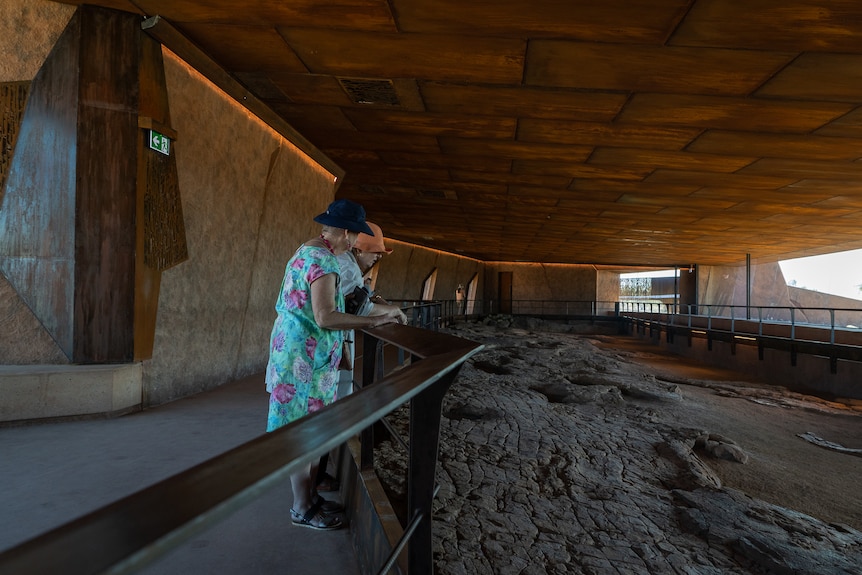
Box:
[0, 324, 483, 575]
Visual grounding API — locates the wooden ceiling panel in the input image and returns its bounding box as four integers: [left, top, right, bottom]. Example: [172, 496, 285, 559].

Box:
[671, 0, 862, 52]
[298, 130, 440, 154]
[645, 170, 799, 190]
[780, 179, 862, 195]
[317, 148, 381, 164]
[265, 104, 357, 132]
[757, 53, 862, 102]
[440, 138, 592, 163]
[451, 170, 572, 189]
[520, 185, 622, 206]
[567, 180, 696, 198]
[727, 202, 851, 219]
[421, 82, 625, 121]
[376, 152, 512, 173]
[176, 24, 306, 73]
[555, 199, 634, 217]
[689, 188, 776, 203]
[513, 161, 649, 181]
[525, 41, 792, 95]
[56, 0, 862, 265]
[269, 74, 354, 107]
[688, 130, 862, 161]
[618, 94, 853, 132]
[589, 147, 756, 173]
[233, 73, 289, 101]
[343, 109, 516, 139]
[617, 194, 738, 210]
[340, 166, 452, 185]
[417, 181, 508, 196]
[393, 0, 690, 42]
[457, 195, 509, 209]
[738, 158, 862, 180]
[815, 107, 862, 138]
[139, 0, 397, 30]
[506, 186, 566, 205]
[518, 119, 701, 150]
[278, 29, 525, 84]
[809, 195, 862, 209]
[762, 209, 860, 223]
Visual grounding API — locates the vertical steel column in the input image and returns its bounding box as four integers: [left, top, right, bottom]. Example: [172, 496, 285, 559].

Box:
[746, 253, 751, 320]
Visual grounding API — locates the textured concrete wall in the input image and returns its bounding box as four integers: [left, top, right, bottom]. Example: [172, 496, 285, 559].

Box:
[698, 261, 792, 310]
[0, 0, 73, 81]
[372, 238, 483, 303]
[697, 261, 862, 324]
[0, 274, 67, 364]
[143, 54, 338, 405]
[483, 262, 599, 310]
[787, 286, 862, 327]
[596, 270, 621, 312]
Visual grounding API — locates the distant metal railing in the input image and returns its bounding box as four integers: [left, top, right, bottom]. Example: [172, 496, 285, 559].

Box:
[618, 301, 862, 335]
[398, 298, 862, 336]
[395, 299, 623, 326]
[396, 300, 445, 330]
[617, 301, 862, 372]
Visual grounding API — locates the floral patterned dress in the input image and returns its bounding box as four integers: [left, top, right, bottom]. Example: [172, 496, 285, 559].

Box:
[265, 244, 345, 432]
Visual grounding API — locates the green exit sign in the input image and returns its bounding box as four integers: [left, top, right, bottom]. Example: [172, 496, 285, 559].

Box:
[149, 129, 170, 156]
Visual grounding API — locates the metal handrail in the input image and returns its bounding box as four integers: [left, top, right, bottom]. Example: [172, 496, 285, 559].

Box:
[617, 301, 862, 339]
[0, 324, 484, 575]
[617, 303, 862, 372]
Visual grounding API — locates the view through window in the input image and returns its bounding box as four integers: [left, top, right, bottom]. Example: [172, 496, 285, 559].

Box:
[779, 248, 862, 302]
[619, 249, 862, 304]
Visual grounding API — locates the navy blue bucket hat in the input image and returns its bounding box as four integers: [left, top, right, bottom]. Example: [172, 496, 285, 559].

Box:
[313, 199, 374, 235]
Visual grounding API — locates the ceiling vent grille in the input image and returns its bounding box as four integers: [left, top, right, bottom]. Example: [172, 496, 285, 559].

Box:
[338, 77, 401, 106]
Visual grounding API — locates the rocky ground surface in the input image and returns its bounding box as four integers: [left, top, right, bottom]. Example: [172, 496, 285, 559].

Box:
[374, 317, 862, 574]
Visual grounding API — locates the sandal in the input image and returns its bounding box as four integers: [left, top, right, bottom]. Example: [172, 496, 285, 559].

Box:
[313, 493, 344, 515]
[316, 472, 340, 493]
[290, 501, 343, 531]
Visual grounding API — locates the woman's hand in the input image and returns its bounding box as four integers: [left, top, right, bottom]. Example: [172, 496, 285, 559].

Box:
[382, 304, 408, 324]
[367, 304, 407, 328]
[311, 274, 407, 330]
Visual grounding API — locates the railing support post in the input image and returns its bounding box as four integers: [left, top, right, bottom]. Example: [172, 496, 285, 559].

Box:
[407, 366, 463, 575]
[360, 332, 380, 471]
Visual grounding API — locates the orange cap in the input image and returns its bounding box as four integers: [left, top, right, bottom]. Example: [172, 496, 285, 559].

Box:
[354, 221, 393, 254]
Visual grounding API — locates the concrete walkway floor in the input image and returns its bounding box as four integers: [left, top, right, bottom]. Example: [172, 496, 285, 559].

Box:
[0, 373, 360, 575]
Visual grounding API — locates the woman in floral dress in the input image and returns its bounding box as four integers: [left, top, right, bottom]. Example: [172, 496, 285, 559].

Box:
[265, 199, 405, 530]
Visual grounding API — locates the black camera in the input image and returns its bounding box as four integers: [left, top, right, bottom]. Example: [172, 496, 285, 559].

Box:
[345, 285, 373, 316]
